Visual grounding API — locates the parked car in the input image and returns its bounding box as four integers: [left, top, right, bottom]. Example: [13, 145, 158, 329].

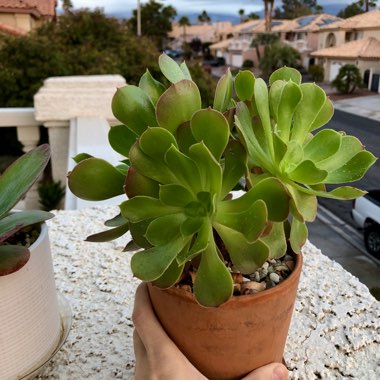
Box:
[351, 190, 380, 258]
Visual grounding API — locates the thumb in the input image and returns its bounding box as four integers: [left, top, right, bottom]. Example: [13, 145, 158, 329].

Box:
[242, 363, 288, 380]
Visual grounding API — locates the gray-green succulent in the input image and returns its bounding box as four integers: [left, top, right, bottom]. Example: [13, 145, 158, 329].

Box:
[68, 54, 376, 307]
[0, 144, 54, 276]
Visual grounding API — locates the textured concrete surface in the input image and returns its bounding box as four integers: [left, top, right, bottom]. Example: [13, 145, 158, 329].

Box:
[38, 207, 379, 379]
[333, 95, 380, 122]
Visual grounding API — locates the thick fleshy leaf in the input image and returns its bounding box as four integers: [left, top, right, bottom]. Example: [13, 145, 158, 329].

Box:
[0, 144, 50, 219]
[303, 129, 342, 163]
[124, 166, 159, 198]
[261, 222, 287, 259]
[129, 143, 176, 184]
[153, 258, 185, 289]
[129, 219, 152, 248]
[273, 134, 287, 166]
[269, 80, 286, 123]
[159, 184, 194, 207]
[176, 122, 197, 155]
[138, 69, 165, 105]
[288, 160, 328, 185]
[290, 217, 308, 253]
[86, 223, 129, 242]
[73, 153, 93, 163]
[235, 70, 255, 101]
[309, 97, 334, 132]
[275, 80, 302, 142]
[280, 140, 304, 172]
[320, 186, 366, 200]
[156, 80, 201, 134]
[190, 109, 229, 160]
[317, 135, 364, 172]
[213, 68, 233, 112]
[193, 242, 234, 307]
[214, 225, 269, 274]
[214, 199, 267, 243]
[291, 83, 326, 143]
[254, 78, 274, 158]
[180, 217, 204, 236]
[188, 143, 222, 195]
[180, 61, 192, 80]
[108, 124, 138, 157]
[0, 211, 53, 243]
[131, 236, 189, 281]
[269, 67, 302, 86]
[221, 140, 246, 198]
[177, 221, 210, 264]
[104, 213, 127, 227]
[120, 196, 180, 223]
[68, 158, 125, 201]
[165, 145, 202, 192]
[325, 151, 377, 183]
[159, 53, 187, 83]
[287, 185, 317, 222]
[140, 127, 177, 160]
[146, 214, 185, 246]
[112, 85, 158, 135]
[219, 177, 289, 222]
[0, 245, 30, 276]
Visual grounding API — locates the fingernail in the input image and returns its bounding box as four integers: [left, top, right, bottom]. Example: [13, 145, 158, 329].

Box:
[273, 364, 287, 380]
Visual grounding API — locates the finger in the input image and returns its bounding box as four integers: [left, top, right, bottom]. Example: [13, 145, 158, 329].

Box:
[242, 363, 288, 380]
[133, 330, 150, 380]
[132, 282, 175, 356]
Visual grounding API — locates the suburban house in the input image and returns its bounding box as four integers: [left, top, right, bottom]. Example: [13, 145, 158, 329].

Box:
[210, 13, 341, 69]
[0, 0, 56, 36]
[311, 9, 380, 91]
[168, 21, 233, 51]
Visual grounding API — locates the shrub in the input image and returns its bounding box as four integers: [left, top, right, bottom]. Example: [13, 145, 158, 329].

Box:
[309, 64, 324, 82]
[331, 64, 363, 94]
[242, 59, 254, 69]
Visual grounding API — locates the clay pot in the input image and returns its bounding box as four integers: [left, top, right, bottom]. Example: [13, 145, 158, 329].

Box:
[148, 252, 303, 380]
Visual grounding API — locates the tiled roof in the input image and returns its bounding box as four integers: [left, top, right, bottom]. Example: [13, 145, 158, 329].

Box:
[209, 38, 231, 50]
[0, 0, 56, 17]
[0, 20, 27, 35]
[170, 21, 233, 39]
[318, 9, 380, 31]
[311, 37, 380, 59]
[295, 13, 342, 32]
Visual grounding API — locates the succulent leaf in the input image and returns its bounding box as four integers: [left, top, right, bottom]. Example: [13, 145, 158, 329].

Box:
[261, 222, 287, 259]
[235, 70, 255, 101]
[290, 217, 308, 253]
[124, 167, 160, 198]
[153, 257, 186, 289]
[156, 80, 201, 134]
[0, 245, 30, 276]
[108, 124, 138, 157]
[68, 158, 125, 201]
[112, 85, 158, 135]
[193, 240, 234, 307]
[180, 61, 192, 80]
[85, 223, 130, 242]
[140, 127, 178, 160]
[190, 108, 230, 160]
[287, 160, 328, 185]
[309, 97, 334, 132]
[159, 53, 188, 83]
[303, 129, 342, 163]
[146, 214, 186, 246]
[0, 144, 50, 219]
[269, 66, 302, 85]
[159, 184, 194, 207]
[213, 68, 233, 112]
[138, 69, 165, 105]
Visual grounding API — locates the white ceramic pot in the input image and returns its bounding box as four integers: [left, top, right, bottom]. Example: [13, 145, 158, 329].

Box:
[0, 223, 61, 379]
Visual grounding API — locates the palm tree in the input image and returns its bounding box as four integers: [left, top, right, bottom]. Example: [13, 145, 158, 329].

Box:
[239, 9, 245, 23]
[264, 0, 275, 33]
[358, 0, 377, 12]
[178, 16, 190, 43]
[198, 10, 211, 24]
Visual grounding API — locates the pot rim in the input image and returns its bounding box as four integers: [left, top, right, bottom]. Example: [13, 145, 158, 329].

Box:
[31, 222, 48, 250]
[149, 251, 303, 308]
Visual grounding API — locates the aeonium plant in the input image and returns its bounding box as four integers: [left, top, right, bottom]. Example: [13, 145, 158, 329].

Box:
[68, 54, 376, 307]
[0, 144, 54, 276]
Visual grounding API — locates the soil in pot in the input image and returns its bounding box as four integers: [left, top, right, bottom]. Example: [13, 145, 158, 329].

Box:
[147, 252, 303, 380]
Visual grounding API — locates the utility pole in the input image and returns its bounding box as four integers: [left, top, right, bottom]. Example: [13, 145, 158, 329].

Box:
[137, 0, 141, 36]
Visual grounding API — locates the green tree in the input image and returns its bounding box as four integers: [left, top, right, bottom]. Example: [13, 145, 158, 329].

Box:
[263, 1, 275, 32]
[62, 0, 73, 14]
[275, 0, 323, 19]
[337, 3, 363, 18]
[128, 0, 177, 48]
[259, 42, 300, 77]
[178, 16, 190, 43]
[358, 0, 377, 11]
[247, 12, 260, 20]
[251, 32, 279, 61]
[198, 10, 211, 23]
[331, 64, 363, 94]
[239, 9, 245, 23]
[0, 9, 160, 107]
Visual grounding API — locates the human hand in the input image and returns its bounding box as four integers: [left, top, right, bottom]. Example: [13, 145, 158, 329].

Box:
[132, 282, 288, 380]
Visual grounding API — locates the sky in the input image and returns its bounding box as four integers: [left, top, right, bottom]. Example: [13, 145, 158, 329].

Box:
[59, 0, 355, 17]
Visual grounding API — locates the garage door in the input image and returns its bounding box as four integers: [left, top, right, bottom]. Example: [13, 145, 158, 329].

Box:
[329, 62, 342, 81]
[231, 54, 243, 68]
[371, 74, 380, 92]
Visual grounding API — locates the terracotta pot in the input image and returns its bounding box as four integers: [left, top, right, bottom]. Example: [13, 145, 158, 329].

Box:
[0, 223, 61, 379]
[148, 252, 303, 380]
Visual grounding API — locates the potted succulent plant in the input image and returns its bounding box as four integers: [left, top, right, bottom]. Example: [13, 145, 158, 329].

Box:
[68, 54, 376, 379]
[0, 144, 62, 379]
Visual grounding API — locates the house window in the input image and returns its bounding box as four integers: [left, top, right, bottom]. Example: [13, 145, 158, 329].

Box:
[326, 33, 336, 47]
